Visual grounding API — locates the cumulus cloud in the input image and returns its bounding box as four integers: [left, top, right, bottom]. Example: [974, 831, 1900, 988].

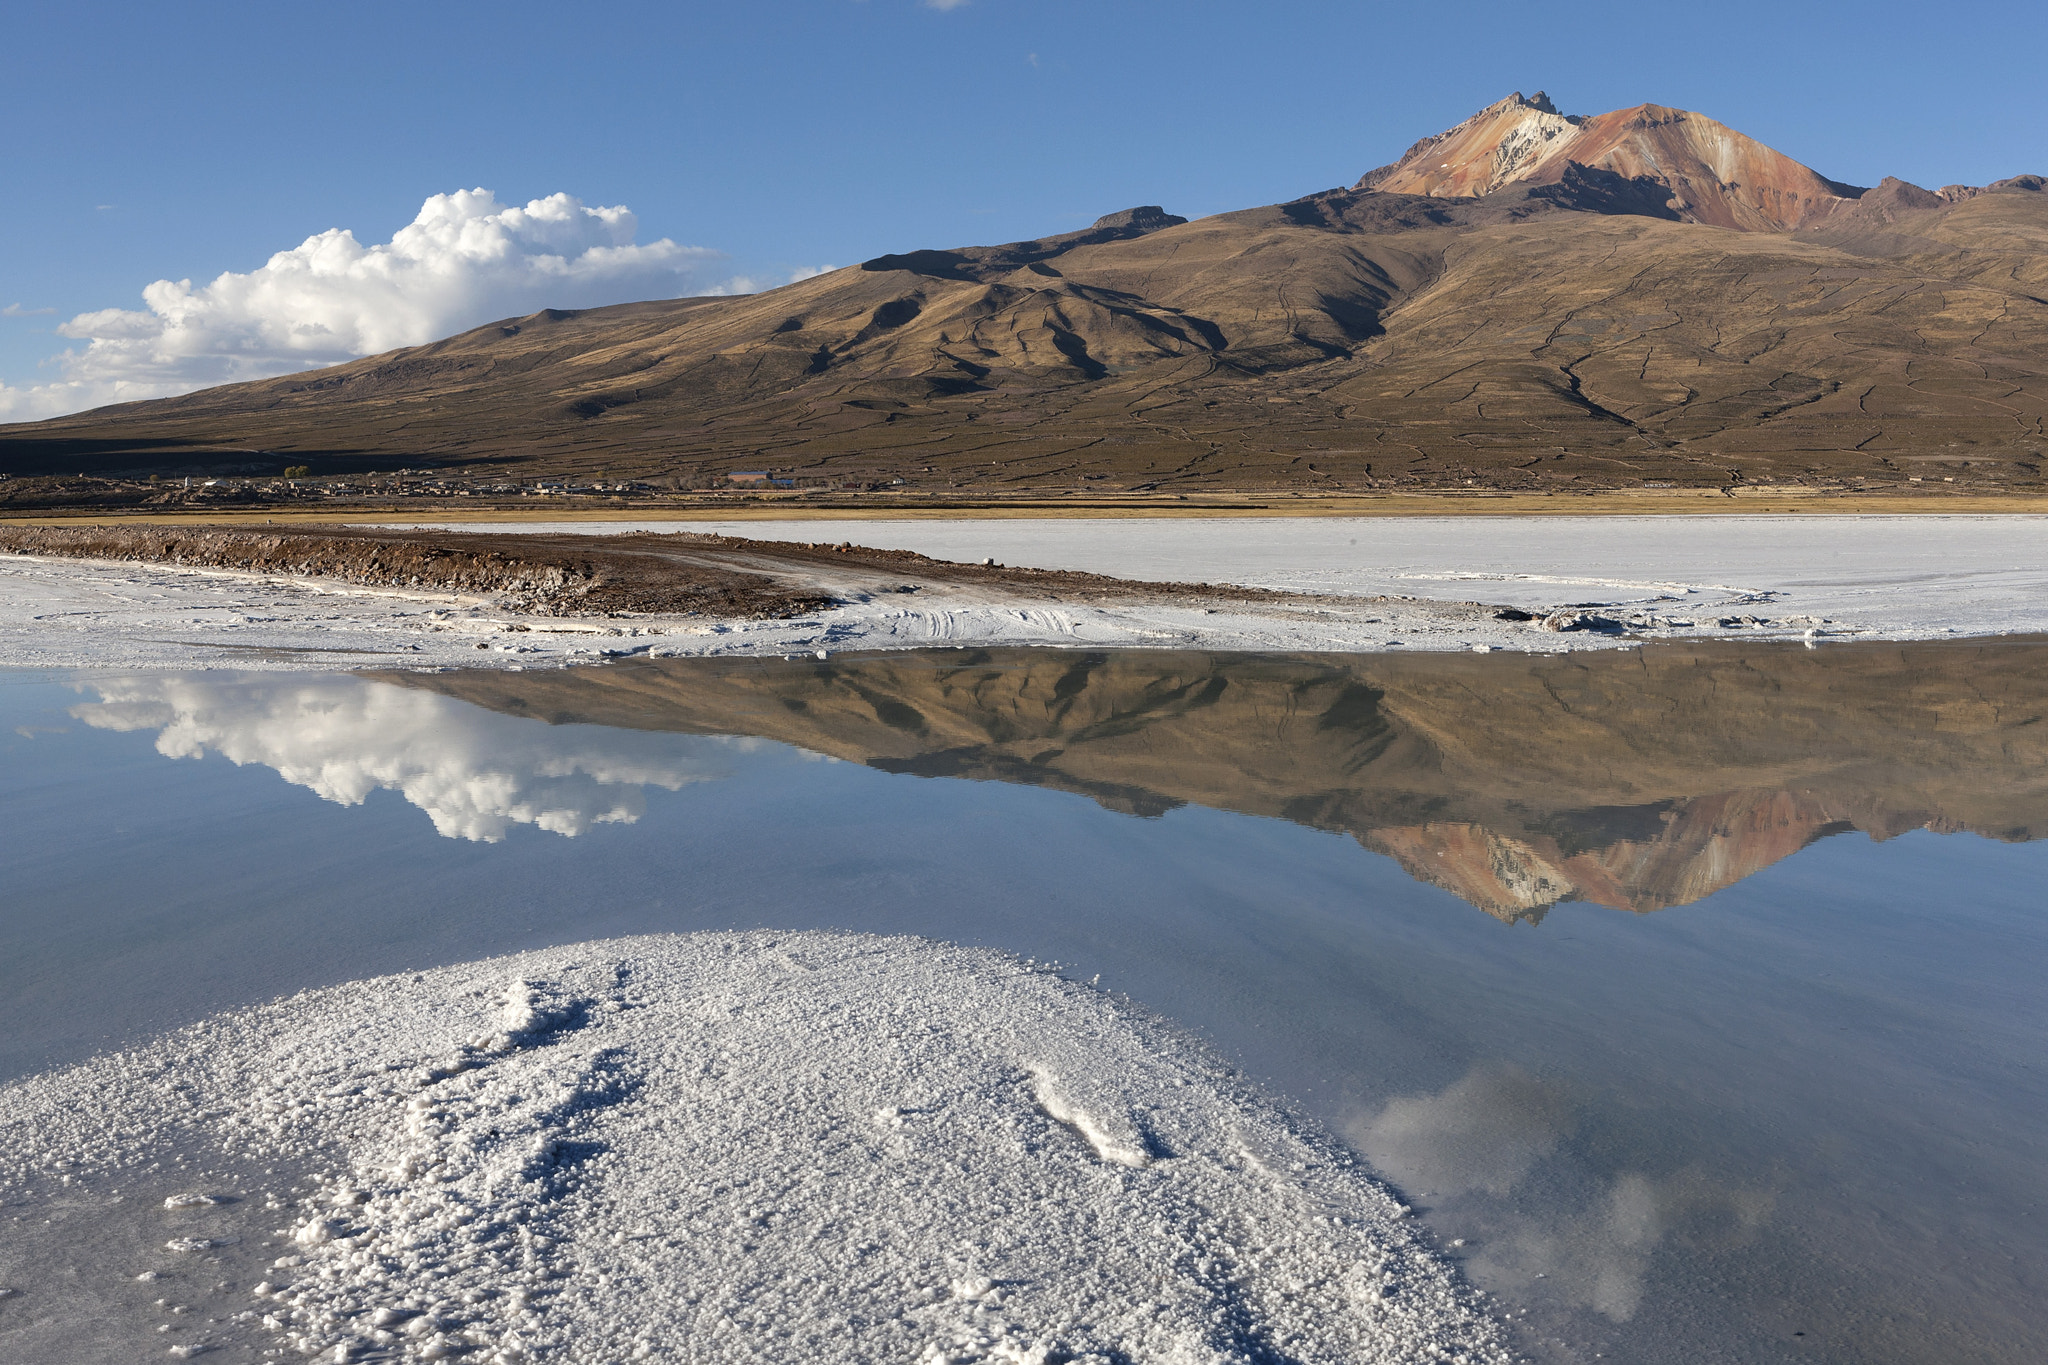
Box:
[0, 189, 732, 421]
[703, 264, 839, 297]
[73, 674, 741, 842]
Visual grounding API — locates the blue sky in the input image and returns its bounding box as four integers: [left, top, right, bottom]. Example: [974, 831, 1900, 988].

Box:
[5, 0, 2043, 417]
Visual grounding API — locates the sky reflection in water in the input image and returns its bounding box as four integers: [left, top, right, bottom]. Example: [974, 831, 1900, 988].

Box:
[5, 642, 2045, 1364]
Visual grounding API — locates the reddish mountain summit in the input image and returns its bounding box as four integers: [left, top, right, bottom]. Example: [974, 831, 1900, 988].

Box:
[1359, 90, 1865, 231]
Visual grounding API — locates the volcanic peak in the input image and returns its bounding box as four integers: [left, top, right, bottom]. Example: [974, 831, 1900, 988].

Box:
[1360, 91, 1869, 232]
[1358, 91, 1583, 199]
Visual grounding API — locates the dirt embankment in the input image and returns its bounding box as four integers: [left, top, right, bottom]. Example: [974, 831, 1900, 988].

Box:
[0, 523, 1318, 618]
[0, 524, 835, 618]
[662, 531, 1306, 602]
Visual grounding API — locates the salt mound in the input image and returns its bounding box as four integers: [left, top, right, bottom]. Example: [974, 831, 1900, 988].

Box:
[0, 933, 1508, 1364]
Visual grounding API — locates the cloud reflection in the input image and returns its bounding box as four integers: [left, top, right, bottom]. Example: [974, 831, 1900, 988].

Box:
[1351, 1064, 1575, 1197]
[1478, 1165, 1775, 1321]
[1350, 1065, 1774, 1321]
[74, 674, 741, 841]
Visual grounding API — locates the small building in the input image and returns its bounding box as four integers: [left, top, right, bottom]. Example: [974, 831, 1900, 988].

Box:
[726, 471, 793, 488]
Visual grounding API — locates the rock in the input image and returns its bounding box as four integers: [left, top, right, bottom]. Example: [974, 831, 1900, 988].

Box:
[1540, 611, 1625, 633]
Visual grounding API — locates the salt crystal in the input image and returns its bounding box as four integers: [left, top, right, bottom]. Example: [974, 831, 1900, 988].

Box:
[163, 1193, 224, 1210]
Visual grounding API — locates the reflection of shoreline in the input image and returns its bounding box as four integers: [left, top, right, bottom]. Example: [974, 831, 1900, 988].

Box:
[391, 638, 2048, 917]
[73, 675, 738, 841]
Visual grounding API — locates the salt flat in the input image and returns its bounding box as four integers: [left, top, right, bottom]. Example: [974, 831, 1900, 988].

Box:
[2, 514, 2040, 670]
[427, 514, 2048, 640]
[0, 548, 1549, 670]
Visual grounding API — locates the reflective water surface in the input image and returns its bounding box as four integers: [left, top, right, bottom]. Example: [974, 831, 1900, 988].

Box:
[3, 641, 2045, 1364]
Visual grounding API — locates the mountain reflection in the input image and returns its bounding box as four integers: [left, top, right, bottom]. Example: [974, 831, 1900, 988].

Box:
[391, 639, 2048, 919]
[73, 675, 739, 841]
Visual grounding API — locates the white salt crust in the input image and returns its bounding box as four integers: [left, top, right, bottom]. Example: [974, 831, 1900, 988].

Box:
[0, 933, 1510, 1365]
[12, 513, 2046, 673]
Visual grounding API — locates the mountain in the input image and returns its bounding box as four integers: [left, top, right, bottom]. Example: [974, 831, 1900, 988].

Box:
[393, 638, 2048, 923]
[7, 94, 2046, 499]
[1358, 91, 1865, 231]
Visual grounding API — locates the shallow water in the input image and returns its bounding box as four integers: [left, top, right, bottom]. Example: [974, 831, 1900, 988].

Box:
[3, 643, 2044, 1363]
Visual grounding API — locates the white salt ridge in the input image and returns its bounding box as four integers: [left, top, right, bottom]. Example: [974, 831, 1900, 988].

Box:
[0, 932, 1509, 1365]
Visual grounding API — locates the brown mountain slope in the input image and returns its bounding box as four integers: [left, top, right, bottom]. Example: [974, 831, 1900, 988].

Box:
[391, 638, 2048, 923]
[7, 97, 2046, 497]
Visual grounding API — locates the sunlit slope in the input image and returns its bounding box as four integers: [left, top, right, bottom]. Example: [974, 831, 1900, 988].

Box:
[9, 102, 2045, 493]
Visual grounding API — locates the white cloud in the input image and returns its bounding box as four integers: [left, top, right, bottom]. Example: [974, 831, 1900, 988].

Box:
[0, 189, 727, 421]
[924, 0, 973, 9]
[2, 303, 57, 317]
[705, 264, 840, 297]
